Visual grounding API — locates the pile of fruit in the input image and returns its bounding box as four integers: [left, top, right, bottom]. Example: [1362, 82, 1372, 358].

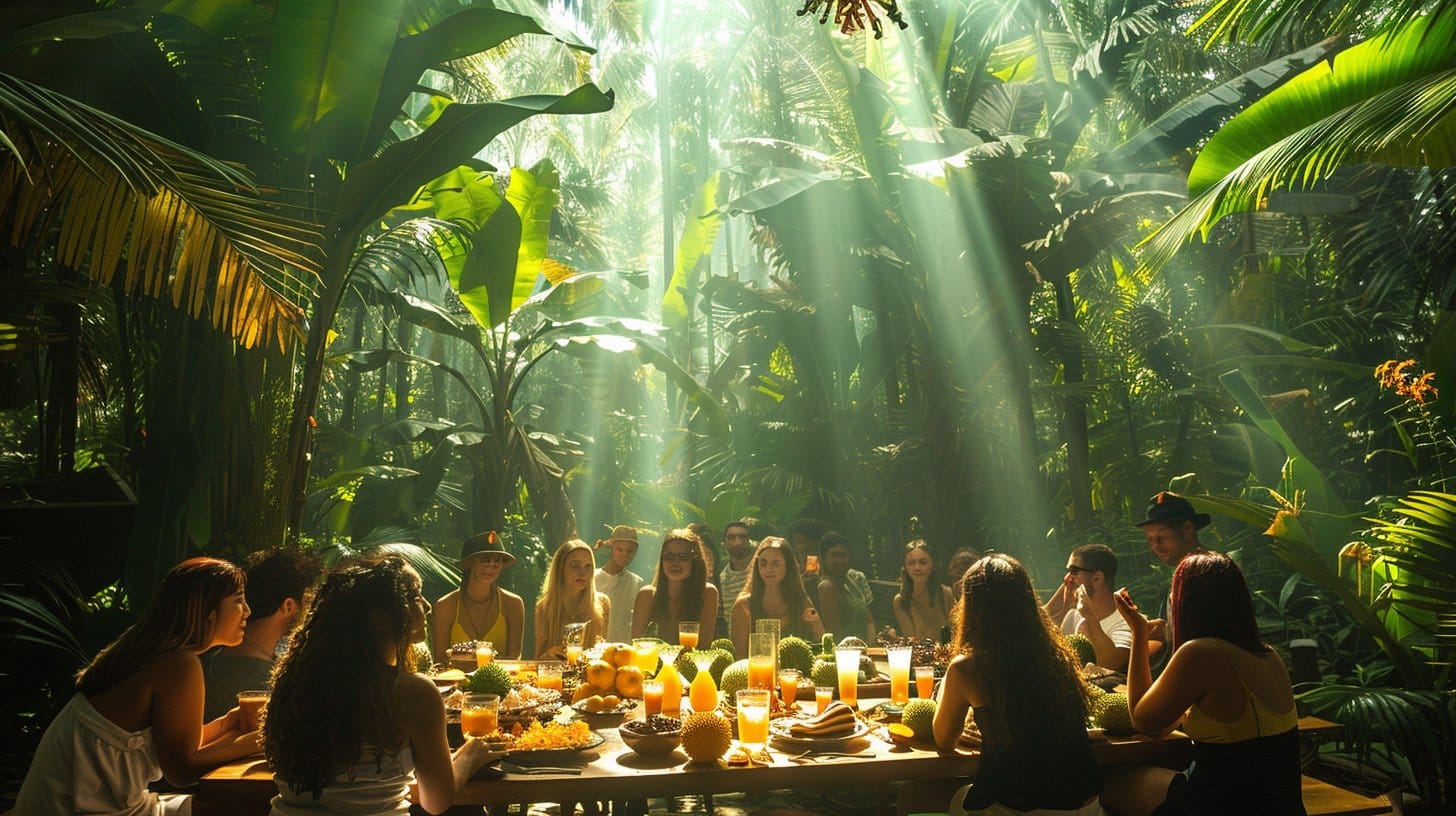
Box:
[508, 720, 594, 751]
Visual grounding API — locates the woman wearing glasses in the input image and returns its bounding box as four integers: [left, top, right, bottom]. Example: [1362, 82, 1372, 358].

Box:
[431, 531, 525, 662]
[631, 528, 719, 641]
[534, 539, 611, 659]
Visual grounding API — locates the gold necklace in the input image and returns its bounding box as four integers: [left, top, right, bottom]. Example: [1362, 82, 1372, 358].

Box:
[462, 586, 498, 640]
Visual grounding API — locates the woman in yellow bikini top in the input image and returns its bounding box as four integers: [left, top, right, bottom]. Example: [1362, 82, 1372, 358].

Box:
[1103, 552, 1306, 816]
[430, 531, 526, 663]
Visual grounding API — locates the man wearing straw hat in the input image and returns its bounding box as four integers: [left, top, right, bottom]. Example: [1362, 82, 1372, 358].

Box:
[594, 525, 642, 643]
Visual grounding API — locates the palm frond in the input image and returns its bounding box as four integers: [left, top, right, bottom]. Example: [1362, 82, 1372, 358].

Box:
[0, 72, 323, 351]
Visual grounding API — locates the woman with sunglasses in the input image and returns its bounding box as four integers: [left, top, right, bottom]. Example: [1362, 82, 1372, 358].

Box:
[730, 537, 824, 657]
[431, 531, 525, 662]
[631, 528, 719, 641]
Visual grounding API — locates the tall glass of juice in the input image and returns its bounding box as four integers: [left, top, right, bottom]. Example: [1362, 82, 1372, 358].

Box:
[632, 638, 660, 675]
[736, 689, 770, 754]
[834, 645, 862, 708]
[748, 632, 776, 691]
[887, 646, 912, 705]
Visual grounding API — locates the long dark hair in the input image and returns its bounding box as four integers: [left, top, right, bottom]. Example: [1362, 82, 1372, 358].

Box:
[897, 539, 942, 612]
[1170, 552, 1269, 654]
[265, 555, 419, 799]
[740, 537, 813, 623]
[954, 554, 1088, 755]
[649, 529, 708, 633]
[78, 557, 244, 694]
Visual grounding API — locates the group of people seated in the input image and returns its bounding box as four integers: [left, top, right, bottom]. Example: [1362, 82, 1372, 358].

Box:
[14, 493, 1306, 816]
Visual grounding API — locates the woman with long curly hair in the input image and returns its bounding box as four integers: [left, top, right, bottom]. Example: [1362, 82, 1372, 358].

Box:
[729, 537, 823, 658]
[930, 554, 1102, 815]
[15, 557, 261, 815]
[265, 556, 497, 815]
[1102, 553, 1303, 816]
[631, 528, 719, 640]
[533, 539, 611, 659]
[892, 539, 955, 639]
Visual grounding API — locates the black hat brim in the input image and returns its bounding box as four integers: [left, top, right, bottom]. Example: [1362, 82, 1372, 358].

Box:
[1137, 513, 1212, 530]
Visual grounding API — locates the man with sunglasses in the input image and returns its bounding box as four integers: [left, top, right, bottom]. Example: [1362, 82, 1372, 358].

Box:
[1044, 544, 1131, 671]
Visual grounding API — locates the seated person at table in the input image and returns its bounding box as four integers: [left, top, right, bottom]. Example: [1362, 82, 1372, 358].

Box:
[534, 538, 611, 659]
[1102, 553, 1305, 816]
[431, 530, 525, 662]
[816, 531, 876, 641]
[947, 546, 981, 601]
[203, 548, 324, 720]
[892, 539, 955, 640]
[594, 525, 644, 644]
[632, 528, 719, 641]
[932, 554, 1102, 816]
[15, 558, 263, 815]
[730, 536, 824, 657]
[1043, 544, 1132, 672]
[266, 556, 498, 815]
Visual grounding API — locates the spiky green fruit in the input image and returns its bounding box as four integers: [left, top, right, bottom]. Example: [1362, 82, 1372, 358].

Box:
[1092, 692, 1134, 735]
[1064, 633, 1097, 666]
[461, 661, 511, 697]
[778, 636, 814, 674]
[902, 698, 937, 741]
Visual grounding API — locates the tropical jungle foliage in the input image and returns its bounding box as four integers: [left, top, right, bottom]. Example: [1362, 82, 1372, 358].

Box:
[2, 0, 1454, 808]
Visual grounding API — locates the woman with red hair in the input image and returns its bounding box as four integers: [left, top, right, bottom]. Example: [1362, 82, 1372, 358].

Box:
[1104, 552, 1305, 815]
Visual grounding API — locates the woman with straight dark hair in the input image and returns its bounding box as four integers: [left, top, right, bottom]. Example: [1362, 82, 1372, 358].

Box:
[928, 554, 1103, 815]
[730, 537, 824, 657]
[1102, 552, 1305, 816]
[266, 556, 497, 815]
[631, 528, 719, 641]
[893, 539, 955, 639]
[15, 557, 261, 815]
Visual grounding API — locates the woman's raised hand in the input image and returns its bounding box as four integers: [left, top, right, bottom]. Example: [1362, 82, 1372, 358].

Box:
[1113, 587, 1150, 641]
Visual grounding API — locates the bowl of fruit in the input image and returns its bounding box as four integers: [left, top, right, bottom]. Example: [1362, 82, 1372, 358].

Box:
[619, 715, 683, 757]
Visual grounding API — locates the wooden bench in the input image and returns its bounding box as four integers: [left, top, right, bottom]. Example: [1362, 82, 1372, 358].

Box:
[1302, 775, 1393, 816]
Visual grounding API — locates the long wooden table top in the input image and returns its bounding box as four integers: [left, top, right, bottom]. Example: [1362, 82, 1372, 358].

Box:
[194, 706, 1337, 815]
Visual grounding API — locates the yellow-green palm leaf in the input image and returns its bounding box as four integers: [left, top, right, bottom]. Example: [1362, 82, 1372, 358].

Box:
[0, 72, 322, 351]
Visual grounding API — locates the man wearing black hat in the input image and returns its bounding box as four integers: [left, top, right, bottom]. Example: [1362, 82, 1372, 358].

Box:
[1137, 491, 1210, 645]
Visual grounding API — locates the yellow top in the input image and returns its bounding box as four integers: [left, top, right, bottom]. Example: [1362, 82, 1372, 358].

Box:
[450, 587, 508, 647]
[1181, 640, 1298, 744]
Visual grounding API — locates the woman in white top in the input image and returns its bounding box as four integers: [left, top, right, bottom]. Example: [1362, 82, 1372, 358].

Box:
[265, 555, 498, 815]
[15, 557, 262, 815]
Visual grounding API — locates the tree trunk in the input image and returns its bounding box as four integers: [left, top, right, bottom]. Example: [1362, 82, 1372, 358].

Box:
[1054, 277, 1093, 528]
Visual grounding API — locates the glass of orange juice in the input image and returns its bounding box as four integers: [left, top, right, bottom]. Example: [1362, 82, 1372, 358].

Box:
[538, 662, 563, 691]
[237, 690, 269, 732]
[915, 666, 936, 700]
[777, 668, 801, 707]
[642, 679, 664, 716]
[678, 621, 700, 651]
[461, 693, 499, 737]
[748, 633, 776, 691]
[631, 638, 660, 675]
[736, 689, 771, 753]
[834, 645, 861, 708]
[815, 686, 834, 714]
[563, 623, 586, 665]
[474, 641, 496, 668]
[887, 646, 912, 705]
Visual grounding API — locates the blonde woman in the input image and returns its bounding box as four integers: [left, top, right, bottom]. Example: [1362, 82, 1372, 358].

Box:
[534, 539, 611, 659]
[431, 531, 525, 661]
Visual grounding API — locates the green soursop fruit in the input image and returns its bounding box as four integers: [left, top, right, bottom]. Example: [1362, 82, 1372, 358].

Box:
[675, 649, 700, 682]
[719, 659, 751, 697]
[709, 637, 736, 658]
[1092, 692, 1134, 735]
[1064, 633, 1097, 666]
[901, 698, 937, 741]
[810, 658, 838, 688]
[778, 636, 814, 674]
[676, 648, 734, 684]
[462, 662, 511, 697]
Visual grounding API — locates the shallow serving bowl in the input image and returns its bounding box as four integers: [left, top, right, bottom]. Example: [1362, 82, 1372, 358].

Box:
[618, 721, 683, 756]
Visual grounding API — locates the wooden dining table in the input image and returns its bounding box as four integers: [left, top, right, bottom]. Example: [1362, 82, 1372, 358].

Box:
[191, 700, 1318, 816]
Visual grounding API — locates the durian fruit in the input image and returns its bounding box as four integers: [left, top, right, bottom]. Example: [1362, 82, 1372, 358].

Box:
[810, 658, 838, 688]
[778, 635, 814, 674]
[1091, 692, 1135, 735]
[901, 698, 937, 741]
[1085, 682, 1107, 701]
[461, 662, 511, 697]
[1064, 633, 1097, 666]
[676, 648, 733, 684]
[709, 637, 736, 658]
[681, 711, 733, 762]
[719, 659, 751, 697]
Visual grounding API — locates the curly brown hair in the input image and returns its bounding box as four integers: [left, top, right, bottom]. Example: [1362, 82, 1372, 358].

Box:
[264, 555, 419, 800]
[953, 554, 1089, 756]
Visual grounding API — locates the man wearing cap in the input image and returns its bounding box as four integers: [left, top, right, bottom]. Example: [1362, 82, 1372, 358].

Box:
[1137, 491, 1210, 646]
[431, 531, 525, 662]
[595, 525, 643, 643]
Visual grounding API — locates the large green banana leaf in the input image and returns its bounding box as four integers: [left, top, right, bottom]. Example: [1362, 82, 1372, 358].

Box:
[1141, 13, 1456, 267]
[662, 172, 722, 326]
